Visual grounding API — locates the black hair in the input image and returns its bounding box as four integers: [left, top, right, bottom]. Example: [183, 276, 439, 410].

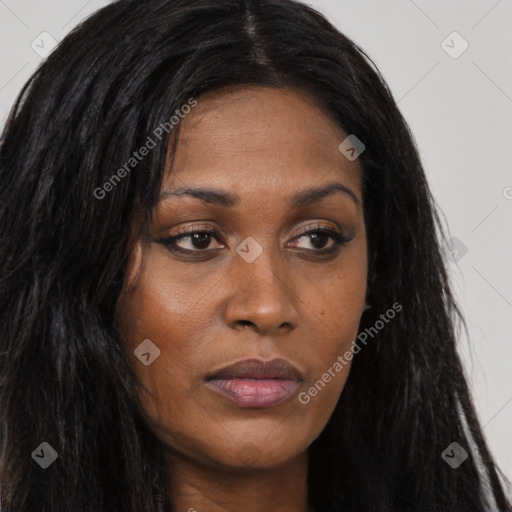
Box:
[0, 0, 510, 510]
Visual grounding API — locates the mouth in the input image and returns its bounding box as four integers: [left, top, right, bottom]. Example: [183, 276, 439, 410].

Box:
[204, 358, 304, 408]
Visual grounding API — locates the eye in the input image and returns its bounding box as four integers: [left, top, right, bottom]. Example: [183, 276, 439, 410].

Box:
[157, 227, 224, 253]
[288, 228, 350, 251]
[155, 224, 352, 257]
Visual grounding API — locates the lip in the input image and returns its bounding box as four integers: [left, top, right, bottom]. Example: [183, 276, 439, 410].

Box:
[205, 358, 304, 408]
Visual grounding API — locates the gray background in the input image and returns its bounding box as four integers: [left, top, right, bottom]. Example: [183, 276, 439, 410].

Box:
[1, 0, 511, 491]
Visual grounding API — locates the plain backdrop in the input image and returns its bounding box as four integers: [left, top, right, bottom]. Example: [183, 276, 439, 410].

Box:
[1, 0, 511, 491]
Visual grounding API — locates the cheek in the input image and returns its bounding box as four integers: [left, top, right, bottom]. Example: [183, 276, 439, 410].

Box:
[297, 252, 367, 412]
[305, 255, 367, 346]
[118, 293, 204, 448]
[119, 244, 214, 344]
[296, 302, 358, 430]
[300, 364, 351, 431]
[116, 258, 202, 430]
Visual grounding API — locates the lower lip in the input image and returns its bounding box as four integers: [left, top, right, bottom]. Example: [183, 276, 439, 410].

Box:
[205, 378, 300, 408]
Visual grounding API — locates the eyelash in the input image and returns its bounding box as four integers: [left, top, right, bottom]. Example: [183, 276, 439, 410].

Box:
[156, 224, 351, 257]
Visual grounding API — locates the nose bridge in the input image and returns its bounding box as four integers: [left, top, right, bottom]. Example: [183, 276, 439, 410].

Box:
[224, 239, 299, 332]
[239, 241, 291, 301]
[242, 248, 287, 297]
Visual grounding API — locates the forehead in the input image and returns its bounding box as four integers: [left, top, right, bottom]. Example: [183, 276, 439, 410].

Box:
[163, 86, 362, 203]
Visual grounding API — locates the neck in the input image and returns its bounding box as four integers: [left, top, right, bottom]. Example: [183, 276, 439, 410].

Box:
[166, 450, 311, 512]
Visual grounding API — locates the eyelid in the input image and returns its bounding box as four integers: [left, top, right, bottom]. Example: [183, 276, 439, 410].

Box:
[289, 221, 343, 239]
[168, 221, 344, 242]
[175, 223, 218, 235]
[172, 219, 342, 234]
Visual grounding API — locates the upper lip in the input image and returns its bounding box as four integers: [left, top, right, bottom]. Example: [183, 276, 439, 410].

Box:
[205, 358, 304, 381]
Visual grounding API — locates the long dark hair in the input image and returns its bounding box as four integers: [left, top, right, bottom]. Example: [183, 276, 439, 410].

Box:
[0, 0, 510, 510]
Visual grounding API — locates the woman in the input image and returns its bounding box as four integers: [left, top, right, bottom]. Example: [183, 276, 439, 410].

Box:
[0, 0, 510, 510]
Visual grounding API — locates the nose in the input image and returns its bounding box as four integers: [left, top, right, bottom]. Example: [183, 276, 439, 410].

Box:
[223, 249, 300, 335]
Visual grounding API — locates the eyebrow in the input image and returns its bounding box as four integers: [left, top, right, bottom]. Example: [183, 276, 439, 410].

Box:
[159, 182, 361, 209]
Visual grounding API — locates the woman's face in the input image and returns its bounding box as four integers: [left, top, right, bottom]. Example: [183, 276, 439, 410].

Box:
[118, 86, 367, 470]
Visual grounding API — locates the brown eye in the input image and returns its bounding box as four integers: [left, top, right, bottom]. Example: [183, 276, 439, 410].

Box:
[288, 228, 350, 251]
[155, 224, 351, 259]
[159, 230, 224, 252]
[303, 231, 333, 249]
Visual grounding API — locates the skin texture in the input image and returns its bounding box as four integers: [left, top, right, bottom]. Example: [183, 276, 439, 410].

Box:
[118, 86, 368, 512]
